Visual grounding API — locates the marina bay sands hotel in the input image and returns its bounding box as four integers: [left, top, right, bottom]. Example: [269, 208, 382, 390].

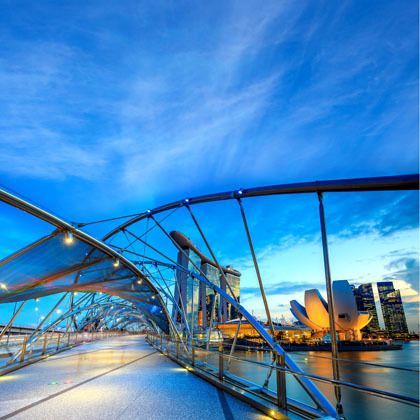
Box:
[169, 231, 241, 330]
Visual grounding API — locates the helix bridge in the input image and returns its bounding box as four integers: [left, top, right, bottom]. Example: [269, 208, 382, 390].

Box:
[0, 174, 418, 419]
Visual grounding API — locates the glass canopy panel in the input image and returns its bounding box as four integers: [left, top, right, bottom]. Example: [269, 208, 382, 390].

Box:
[0, 231, 106, 300]
[0, 230, 169, 333]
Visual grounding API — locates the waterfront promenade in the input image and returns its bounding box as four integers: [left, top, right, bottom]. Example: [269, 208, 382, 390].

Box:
[0, 336, 268, 420]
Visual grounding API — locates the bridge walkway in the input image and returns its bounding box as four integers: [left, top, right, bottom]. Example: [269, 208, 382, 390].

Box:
[0, 335, 269, 420]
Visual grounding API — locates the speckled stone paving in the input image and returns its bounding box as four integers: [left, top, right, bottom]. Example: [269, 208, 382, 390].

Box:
[0, 335, 269, 420]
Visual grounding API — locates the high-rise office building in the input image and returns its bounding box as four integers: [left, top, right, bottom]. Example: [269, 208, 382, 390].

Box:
[224, 268, 241, 321]
[353, 283, 380, 331]
[200, 261, 220, 328]
[377, 281, 408, 333]
[172, 245, 201, 331]
[170, 231, 241, 331]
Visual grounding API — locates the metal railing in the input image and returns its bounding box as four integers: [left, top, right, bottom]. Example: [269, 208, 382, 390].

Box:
[0, 331, 125, 375]
[146, 332, 419, 419]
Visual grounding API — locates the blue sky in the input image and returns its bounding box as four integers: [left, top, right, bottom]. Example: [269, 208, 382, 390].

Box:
[0, 1, 418, 330]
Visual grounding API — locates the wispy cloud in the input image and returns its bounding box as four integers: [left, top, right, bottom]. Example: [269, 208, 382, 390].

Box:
[242, 281, 324, 299]
[0, 1, 417, 207]
[383, 257, 419, 295]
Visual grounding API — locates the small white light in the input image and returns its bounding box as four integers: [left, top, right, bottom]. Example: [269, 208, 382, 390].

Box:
[35, 307, 39, 311]
[237, 189, 243, 195]
[137, 279, 143, 285]
[0, 283, 8, 291]
[74, 292, 78, 296]
[35, 298, 40, 302]
[184, 198, 189, 204]
[146, 209, 151, 214]
[151, 295, 156, 300]
[113, 259, 120, 268]
[64, 232, 74, 245]
[56, 309, 62, 314]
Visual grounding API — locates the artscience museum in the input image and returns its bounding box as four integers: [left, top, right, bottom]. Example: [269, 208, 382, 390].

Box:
[290, 280, 372, 341]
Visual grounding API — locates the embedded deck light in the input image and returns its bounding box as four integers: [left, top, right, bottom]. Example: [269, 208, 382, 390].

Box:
[64, 232, 74, 245]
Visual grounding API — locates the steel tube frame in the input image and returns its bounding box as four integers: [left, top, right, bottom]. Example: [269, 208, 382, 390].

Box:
[148, 214, 336, 416]
[0, 301, 25, 341]
[237, 198, 275, 337]
[185, 204, 239, 303]
[103, 174, 419, 237]
[1, 175, 417, 417]
[318, 192, 343, 417]
[0, 187, 172, 336]
[7, 292, 69, 364]
[111, 242, 192, 338]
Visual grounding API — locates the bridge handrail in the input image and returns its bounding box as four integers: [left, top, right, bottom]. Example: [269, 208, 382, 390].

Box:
[149, 332, 420, 409]
[219, 342, 420, 373]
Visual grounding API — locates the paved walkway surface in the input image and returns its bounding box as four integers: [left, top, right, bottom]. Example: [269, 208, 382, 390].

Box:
[0, 335, 268, 420]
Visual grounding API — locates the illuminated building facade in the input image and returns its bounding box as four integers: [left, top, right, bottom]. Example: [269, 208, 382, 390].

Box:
[172, 246, 201, 331]
[200, 262, 220, 328]
[377, 281, 408, 333]
[170, 231, 241, 330]
[224, 268, 241, 321]
[353, 283, 380, 332]
[217, 320, 311, 342]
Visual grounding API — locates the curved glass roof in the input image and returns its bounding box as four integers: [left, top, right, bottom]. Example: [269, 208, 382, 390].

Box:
[0, 190, 170, 334]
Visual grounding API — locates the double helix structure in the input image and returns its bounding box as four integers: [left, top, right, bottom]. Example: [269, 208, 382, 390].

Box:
[0, 174, 418, 419]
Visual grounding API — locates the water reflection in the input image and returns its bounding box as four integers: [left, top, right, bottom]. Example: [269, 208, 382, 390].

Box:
[228, 341, 419, 420]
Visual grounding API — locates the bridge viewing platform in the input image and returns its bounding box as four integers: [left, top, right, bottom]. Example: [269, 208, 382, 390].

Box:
[0, 335, 269, 420]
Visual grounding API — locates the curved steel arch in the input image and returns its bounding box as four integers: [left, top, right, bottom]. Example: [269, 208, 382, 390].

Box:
[103, 174, 419, 239]
[101, 174, 419, 418]
[0, 188, 173, 335]
[8, 298, 139, 362]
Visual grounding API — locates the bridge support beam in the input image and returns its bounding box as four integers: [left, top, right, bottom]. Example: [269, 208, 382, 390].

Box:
[317, 192, 343, 417]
